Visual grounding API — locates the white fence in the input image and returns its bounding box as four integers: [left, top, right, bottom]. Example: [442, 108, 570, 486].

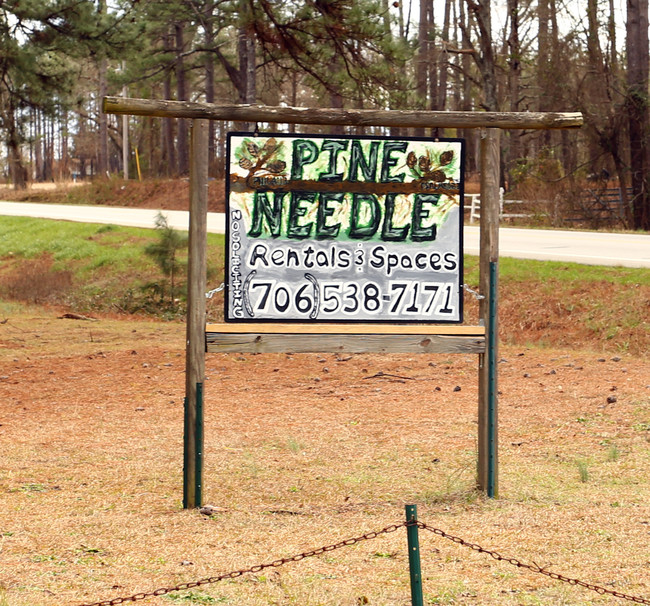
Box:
[465, 189, 531, 223]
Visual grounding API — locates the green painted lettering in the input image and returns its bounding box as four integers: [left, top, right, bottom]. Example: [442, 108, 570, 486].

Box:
[287, 191, 315, 239]
[349, 193, 381, 239]
[380, 141, 407, 183]
[248, 191, 286, 238]
[381, 193, 409, 241]
[318, 140, 348, 182]
[291, 139, 319, 180]
[349, 140, 379, 182]
[316, 192, 344, 239]
[411, 194, 440, 241]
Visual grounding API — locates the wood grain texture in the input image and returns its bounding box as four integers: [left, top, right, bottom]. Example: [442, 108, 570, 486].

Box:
[477, 128, 500, 496]
[104, 97, 583, 130]
[206, 329, 485, 354]
[205, 323, 485, 335]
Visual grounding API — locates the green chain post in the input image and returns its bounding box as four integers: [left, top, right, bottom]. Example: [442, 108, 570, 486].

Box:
[406, 504, 424, 606]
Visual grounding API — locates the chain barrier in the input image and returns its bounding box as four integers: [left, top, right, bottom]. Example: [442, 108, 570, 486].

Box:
[462, 283, 485, 300]
[205, 283, 225, 299]
[76, 518, 650, 606]
[75, 522, 408, 606]
[417, 521, 650, 604]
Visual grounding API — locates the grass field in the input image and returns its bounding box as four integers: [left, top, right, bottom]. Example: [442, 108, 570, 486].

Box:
[0, 308, 649, 605]
[0, 217, 649, 605]
[1, 215, 648, 353]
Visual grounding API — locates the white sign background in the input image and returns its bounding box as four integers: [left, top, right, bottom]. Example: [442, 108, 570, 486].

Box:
[225, 133, 464, 323]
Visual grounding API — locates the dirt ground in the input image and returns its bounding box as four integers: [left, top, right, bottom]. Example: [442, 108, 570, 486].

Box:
[1, 308, 650, 605]
[0, 179, 227, 212]
[1, 181, 649, 604]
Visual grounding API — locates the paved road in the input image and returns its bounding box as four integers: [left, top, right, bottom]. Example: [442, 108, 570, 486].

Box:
[1, 201, 649, 268]
[0, 201, 226, 234]
[464, 226, 650, 268]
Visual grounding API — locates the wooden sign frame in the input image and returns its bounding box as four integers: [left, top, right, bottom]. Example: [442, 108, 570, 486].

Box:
[103, 96, 582, 507]
[224, 132, 466, 324]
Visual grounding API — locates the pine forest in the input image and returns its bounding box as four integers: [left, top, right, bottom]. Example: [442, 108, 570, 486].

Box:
[1, 0, 649, 229]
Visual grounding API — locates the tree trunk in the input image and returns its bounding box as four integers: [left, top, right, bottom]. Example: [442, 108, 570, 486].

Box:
[163, 31, 177, 176]
[506, 0, 521, 187]
[436, 0, 451, 112]
[204, 0, 216, 176]
[586, 0, 607, 173]
[459, 0, 476, 173]
[537, 0, 551, 150]
[7, 104, 27, 189]
[414, 0, 431, 136]
[176, 22, 189, 176]
[238, 0, 256, 130]
[35, 109, 43, 181]
[98, 57, 109, 177]
[470, 0, 498, 111]
[627, 0, 650, 230]
[60, 109, 69, 181]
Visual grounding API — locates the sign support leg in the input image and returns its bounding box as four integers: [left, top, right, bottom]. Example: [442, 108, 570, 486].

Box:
[184, 119, 209, 509]
[477, 128, 500, 497]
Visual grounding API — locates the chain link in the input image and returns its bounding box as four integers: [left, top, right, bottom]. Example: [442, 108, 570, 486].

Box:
[75, 522, 408, 606]
[417, 521, 650, 604]
[205, 283, 225, 299]
[462, 283, 485, 300]
[76, 518, 650, 606]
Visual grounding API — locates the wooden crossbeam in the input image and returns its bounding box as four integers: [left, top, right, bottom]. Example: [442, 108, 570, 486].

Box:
[206, 323, 485, 354]
[103, 97, 583, 131]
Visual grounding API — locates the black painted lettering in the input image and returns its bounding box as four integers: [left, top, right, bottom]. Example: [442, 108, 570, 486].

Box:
[286, 248, 299, 267]
[303, 245, 315, 267]
[369, 245, 386, 269]
[270, 248, 285, 265]
[338, 249, 352, 268]
[249, 243, 269, 267]
[444, 252, 458, 271]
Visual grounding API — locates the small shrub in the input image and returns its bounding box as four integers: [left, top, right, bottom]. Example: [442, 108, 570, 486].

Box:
[577, 459, 590, 483]
[607, 445, 620, 462]
[144, 212, 188, 307]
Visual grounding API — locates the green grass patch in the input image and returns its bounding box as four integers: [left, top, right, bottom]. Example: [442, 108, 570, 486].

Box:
[0, 217, 646, 351]
[0, 216, 225, 317]
[0, 217, 154, 271]
[464, 254, 650, 287]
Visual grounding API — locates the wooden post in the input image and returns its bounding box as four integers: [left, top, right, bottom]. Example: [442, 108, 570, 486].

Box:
[103, 97, 584, 131]
[100, 98, 583, 502]
[477, 128, 500, 497]
[184, 119, 209, 509]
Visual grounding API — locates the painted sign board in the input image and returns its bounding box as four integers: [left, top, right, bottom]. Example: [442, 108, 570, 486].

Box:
[225, 132, 464, 323]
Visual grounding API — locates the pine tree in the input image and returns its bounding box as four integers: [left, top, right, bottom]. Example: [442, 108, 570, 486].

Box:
[0, 0, 141, 188]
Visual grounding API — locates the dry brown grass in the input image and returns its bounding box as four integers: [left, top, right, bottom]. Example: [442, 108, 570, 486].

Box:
[1, 305, 650, 605]
[0, 256, 73, 304]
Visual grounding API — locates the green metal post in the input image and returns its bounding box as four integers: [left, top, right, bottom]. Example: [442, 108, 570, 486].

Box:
[406, 504, 424, 606]
[487, 261, 498, 498]
[195, 382, 204, 506]
[183, 396, 189, 509]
